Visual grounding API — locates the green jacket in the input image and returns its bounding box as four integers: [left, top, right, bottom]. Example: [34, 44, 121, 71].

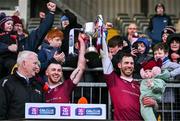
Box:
[140, 69, 170, 102]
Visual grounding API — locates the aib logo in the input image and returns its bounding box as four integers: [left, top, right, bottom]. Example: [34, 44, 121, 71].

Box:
[75, 108, 102, 116]
[29, 107, 39, 115]
[28, 107, 56, 115]
[75, 108, 85, 116]
[60, 106, 71, 116]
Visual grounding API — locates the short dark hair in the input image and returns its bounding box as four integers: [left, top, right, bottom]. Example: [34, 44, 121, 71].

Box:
[108, 36, 123, 48]
[155, 3, 165, 12]
[153, 42, 169, 53]
[47, 59, 62, 68]
[118, 52, 134, 63]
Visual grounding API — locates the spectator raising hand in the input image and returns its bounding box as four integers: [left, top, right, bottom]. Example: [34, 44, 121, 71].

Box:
[47, 2, 56, 12]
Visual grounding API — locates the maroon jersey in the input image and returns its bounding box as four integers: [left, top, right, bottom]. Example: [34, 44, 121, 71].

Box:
[45, 79, 76, 103]
[104, 72, 143, 121]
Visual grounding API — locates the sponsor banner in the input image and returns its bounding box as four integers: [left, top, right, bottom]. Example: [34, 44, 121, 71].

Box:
[25, 103, 106, 119]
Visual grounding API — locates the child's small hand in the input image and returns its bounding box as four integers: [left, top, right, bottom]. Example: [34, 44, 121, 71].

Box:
[171, 53, 180, 62]
[54, 51, 65, 63]
[131, 48, 138, 56]
[146, 79, 154, 88]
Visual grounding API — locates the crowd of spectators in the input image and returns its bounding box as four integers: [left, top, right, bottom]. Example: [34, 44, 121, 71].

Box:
[0, 1, 180, 120]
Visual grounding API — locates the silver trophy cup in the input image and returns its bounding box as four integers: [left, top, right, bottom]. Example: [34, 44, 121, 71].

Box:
[84, 22, 99, 61]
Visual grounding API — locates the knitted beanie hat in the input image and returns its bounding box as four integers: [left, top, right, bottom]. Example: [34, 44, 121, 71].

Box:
[0, 12, 13, 29]
[12, 15, 22, 25]
[162, 26, 176, 35]
[142, 59, 162, 71]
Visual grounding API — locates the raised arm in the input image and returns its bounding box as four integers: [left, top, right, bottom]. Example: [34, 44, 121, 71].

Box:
[20, 2, 56, 52]
[70, 33, 86, 84]
[100, 32, 113, 74]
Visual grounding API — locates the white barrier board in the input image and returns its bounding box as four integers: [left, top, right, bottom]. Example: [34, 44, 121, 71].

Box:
[25, 103, 106, 119]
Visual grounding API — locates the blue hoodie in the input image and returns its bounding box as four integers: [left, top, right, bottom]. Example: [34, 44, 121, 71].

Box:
[132, 37, 153, 79]
[133, 37, 150, 54]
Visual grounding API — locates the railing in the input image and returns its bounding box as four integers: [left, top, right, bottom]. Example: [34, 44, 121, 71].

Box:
[71, 82, 180, 120]
[62, 67, 180, 120]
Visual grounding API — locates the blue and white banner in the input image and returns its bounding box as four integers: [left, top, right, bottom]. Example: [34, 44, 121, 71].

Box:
[25, 103, 106, 119]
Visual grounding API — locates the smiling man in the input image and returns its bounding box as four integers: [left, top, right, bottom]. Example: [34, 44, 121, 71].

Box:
[0, 50, 45, 119]
[100, 35, 158, 120]
[45, 33, 86, 103]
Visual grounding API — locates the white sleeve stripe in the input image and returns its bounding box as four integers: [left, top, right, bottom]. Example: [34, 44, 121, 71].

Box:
[2, 79, 8, 87]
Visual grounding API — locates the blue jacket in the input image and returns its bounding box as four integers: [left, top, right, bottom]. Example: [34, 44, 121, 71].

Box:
[147, 14, 172, 45]
[38, 42, 58, 72]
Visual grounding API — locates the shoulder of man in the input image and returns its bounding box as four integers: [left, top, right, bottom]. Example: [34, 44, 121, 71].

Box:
[0, 75, 14, 88]
[30, 77, 45, 92]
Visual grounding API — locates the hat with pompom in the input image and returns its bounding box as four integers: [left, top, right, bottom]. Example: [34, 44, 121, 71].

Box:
[0, 12, 13, 29]
[141, 59, 162, 71]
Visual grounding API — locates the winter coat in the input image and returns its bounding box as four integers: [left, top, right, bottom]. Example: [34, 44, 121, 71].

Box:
[147, 14, 172, 45]
[0, 72, 45, 119]
[132, 37, 153, 78]
[18, 11, 54, 52]
[38, 42, 58, 72]
[0, 33, 17, 59]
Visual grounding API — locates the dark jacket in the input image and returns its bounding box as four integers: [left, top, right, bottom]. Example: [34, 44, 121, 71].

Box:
[0, 33, 17, 59]
[61, 10, 82, 56]
[147, 14, 172, 45]
[38, 42, 58, 72]
[132, 37, 153, 78]
[0, 11, 54, 55]
[0, 72, 45, 119]
[0, 11, 54, 78]
[0, 83, 6, 119]
[18, 11, 54, 52]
